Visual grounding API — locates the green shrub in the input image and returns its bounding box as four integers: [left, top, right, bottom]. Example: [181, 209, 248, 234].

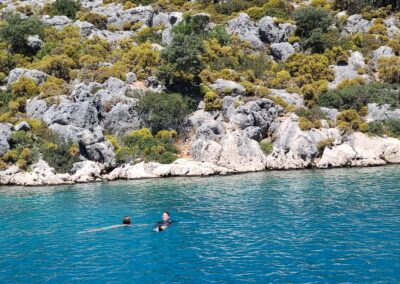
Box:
[118, 128, 179, 164]
[135, 26, 162, 44]
[324, 46, 349, 64]
[317, 138, 334, 153]
[318, 83, 400, 110]
[286, 53, 334, 86]
[0, 50, 16, 76]
[137, 92, 190, 133]
[32, 54, 75, 80]
[2, 150, 18, 163]
[0, 89, 12, 113]
[158, 18, 205, 94]
[204, 91, 222, 111]
[50, 0, 81, 19]
[11, 77, 40, 100]
[386, 119, 400, 137]
[336, 109, 363, 132]
[259, 140, 274, 155]
[40, 140, 80, 173]
[378, 56, 400, 84]
[40, 76, 69, 97]
[299, 117, 315, 131]
[10, 131, 34, 148]
[0, 13, 44, 55]
[293, 7, 333, 38]
[78, 12, 107, 29]
[295, 107, 327, 122]
[367, 119, 400, 137]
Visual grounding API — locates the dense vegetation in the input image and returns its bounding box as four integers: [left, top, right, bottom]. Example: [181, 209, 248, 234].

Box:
[0, 0, 400, 172]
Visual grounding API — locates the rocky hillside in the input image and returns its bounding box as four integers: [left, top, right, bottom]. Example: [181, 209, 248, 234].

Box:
[1, 0, 400, 185]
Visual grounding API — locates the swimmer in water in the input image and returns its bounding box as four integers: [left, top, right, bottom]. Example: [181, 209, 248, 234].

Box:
[154, 211, 173, 232]
[80, 216, 132, 233]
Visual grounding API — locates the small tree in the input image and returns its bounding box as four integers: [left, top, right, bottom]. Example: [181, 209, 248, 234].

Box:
[137, 92, 190, 133]
[293, 7, 333, 38]
[50, 0, 81, 19]
[157, 16, 207, 95]
[0, 13, 44, 55]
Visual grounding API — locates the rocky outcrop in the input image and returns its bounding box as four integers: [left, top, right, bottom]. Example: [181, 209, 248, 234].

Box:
[258, 16, 296, 43]
[209, 79, 246, 97]
[342, 14, 371, 35]
[70, 161, 104, 183]
[373, 46, 395, 66]
[190, 99, 283, 172]
[317, 133, 400, 168]
[366, 103, 400, 121]
[270, 89, 303, 106]
[227, 13, 264, 50]
[7, 68, 48, 86]
[270, 42, 295, 61]
[0, 123, 13, 156]
[0, 160, 72, 186]
[104, 159, 231, 180]
[268, 114, 341, 167]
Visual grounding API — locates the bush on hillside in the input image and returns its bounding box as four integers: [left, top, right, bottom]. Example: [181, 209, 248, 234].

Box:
[157, 17, 205, 94]
[137, 92, 190, 133]
[293, 6, 333, 38]
[336, 109, 364, 132]
[11, 77, 40, 98]
[50, 0, 81, 19]
[0, 13, 44, 55]
[117, 128, 178, 164]
[285, 53, 334, 86]
[378, 56, 400, 84]
[318, 83, 400, 110]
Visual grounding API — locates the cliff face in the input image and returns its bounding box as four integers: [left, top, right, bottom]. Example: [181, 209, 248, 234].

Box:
[1, 0, 400, 185]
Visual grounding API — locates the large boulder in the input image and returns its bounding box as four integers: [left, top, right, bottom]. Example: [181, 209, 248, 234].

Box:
[42, 101, 99, 129]
[84, 141, 116, 168]
[258, 16, 296, 43]
[0, 123, 13, 156]
[366, 103, 400, 122]
[328, 64, 370, 89]
[270, 42, 295, 61]
[0, 160, 71, 186]
[372, 46, 394, 66]
[49, 124, 103, 145]
[228, 99, 282, 133]
[73, 20, 94, 36]
[348, 51, 366, 69]
[209, 79, 246, 97]
[42, 15, 72, 29]
[27, 35, 43, 50]
[102, 103, 142, 136]
[217, 131, 267, 172]
[7, 68, 48, 86]
[270, 89, 303, 106]
[272, 114, 341, 163]
[342, 14, 371, 35]
[227, 13, 264, 49]
[70, 161, 104, 183]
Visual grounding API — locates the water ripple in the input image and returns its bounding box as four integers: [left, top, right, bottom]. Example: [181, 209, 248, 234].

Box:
[0, 166, 400, 283]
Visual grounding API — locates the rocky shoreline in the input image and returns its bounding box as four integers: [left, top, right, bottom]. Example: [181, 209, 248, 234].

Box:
[1, 154, 400, 187]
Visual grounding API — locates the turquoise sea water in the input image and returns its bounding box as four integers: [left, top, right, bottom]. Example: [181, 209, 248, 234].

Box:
[0, 166, 400, 283]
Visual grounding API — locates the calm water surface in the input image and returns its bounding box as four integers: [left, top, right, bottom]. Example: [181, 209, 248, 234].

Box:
[0, 166, 399, 283]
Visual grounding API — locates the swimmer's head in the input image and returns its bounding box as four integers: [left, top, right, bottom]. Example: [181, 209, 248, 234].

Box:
[162, 211, 170, 222]
[123, 216, 131, 225]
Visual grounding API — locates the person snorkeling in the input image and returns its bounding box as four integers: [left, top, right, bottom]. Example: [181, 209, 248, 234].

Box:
[80, 216, 132, 233]
[154, 211, 173, 232]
